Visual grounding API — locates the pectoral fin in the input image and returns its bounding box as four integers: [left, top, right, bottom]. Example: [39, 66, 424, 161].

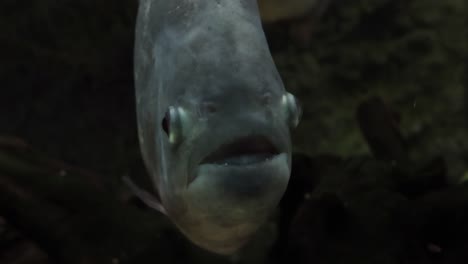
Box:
[122, 176, 167, 215]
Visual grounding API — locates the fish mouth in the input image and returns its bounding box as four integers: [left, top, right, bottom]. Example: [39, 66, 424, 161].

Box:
[199, 135, 281, 167]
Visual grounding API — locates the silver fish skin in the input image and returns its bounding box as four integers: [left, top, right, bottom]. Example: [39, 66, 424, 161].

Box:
[133, 0, 301, 255]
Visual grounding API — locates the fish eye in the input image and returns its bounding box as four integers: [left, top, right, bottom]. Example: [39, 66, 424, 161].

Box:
[282, 92, 302, 128]
[161, 106, 190, 145]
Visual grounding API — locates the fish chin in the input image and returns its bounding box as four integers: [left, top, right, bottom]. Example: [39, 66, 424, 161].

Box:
[177, 153, 289, 254]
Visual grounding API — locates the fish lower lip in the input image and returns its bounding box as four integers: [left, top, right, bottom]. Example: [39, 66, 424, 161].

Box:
[189, 152, 282, 183]
[212, 153, 277, 166]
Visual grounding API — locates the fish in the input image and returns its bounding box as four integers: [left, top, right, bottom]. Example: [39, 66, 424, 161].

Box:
[128, 0, 301, 255]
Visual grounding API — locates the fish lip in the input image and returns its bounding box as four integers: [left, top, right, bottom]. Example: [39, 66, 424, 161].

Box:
[200, 135, 281, 166]
[189, 135, 283, 183]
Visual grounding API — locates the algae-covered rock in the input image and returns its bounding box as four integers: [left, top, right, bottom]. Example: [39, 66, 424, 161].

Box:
[269, 0, 468, 183]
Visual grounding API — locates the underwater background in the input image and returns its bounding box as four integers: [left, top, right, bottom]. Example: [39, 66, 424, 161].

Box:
[0, 0, 467, 263]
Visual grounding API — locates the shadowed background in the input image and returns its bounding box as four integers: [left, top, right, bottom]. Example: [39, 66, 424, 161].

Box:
[0, 0, 467, 263]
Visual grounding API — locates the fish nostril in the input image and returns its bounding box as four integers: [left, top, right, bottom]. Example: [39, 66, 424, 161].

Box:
[261, 92, 272, 106]
[205, 103, 217, 113]
[199, 102, 218, 118]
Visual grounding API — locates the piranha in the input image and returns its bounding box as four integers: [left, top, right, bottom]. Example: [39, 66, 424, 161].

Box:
[127, 0, 301, 255]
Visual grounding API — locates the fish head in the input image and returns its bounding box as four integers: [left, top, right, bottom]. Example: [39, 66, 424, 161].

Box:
[135, 0, 302, 255]
[156, 55, 302, 254]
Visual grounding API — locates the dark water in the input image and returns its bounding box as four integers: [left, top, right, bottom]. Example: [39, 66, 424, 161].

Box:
[0, 0, 467, 263]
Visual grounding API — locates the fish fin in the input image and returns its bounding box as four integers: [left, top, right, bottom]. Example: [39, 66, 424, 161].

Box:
[122, 176, 167, 215]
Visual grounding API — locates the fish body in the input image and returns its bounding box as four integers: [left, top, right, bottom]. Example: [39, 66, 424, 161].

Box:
[133, 0, 301, 254]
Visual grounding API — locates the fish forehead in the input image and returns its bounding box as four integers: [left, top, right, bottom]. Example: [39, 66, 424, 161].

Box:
[138, 0, 263, 55]
[153, 12, 283, 107]
[167, 53, 283, 108]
